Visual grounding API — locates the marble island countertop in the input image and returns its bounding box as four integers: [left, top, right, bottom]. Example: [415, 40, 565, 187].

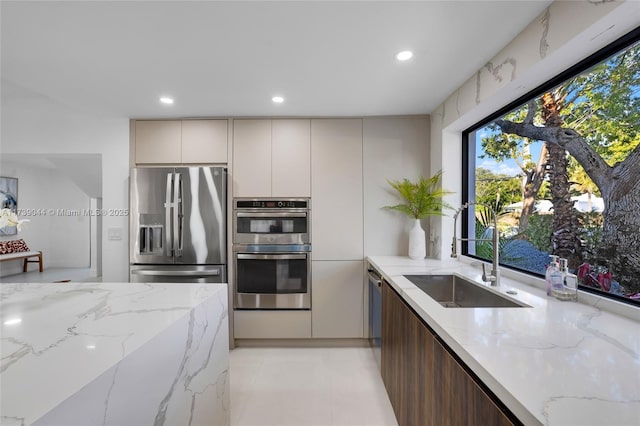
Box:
[1, 282, 229, 426]
[368, 256, 640, 426]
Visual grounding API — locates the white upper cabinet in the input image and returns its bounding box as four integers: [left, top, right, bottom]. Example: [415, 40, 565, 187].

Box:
[233, 119, 272, 197]
[233, 119, 311, 198]
[181, 120, 228, 164]
[134, 119, 228, 165]
[272, 119, 311, 197]
[311, 118, 363, 261]
[135, 120, 182, 164]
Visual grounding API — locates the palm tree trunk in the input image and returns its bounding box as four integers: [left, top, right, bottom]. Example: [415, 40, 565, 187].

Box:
[541, 92, 583, 269]
[518, 143, 549, 232]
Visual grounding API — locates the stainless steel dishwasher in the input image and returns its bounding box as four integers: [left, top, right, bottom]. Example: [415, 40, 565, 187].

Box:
[367, 264, 382, 370]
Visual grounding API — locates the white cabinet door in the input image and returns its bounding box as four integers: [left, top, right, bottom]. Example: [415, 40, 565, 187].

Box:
[363, 117, 430, 256]
[233, 119, 272, 197]
[311, 260, 364, 338]
[134, 120, 229, 165]
[272, 119, 311, 197]
[182, 119, 228, 164]
[234, 310, 312, 339]
[135, 120, 182, 164]
[311, 119, 363, 260]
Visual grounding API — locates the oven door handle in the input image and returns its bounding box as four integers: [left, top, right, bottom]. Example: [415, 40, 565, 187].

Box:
[237, 253, 307, 260]
[235, 212, 307, 218]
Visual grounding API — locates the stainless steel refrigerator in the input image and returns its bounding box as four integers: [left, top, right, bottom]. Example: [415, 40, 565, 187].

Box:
[129, 167, 227, 283]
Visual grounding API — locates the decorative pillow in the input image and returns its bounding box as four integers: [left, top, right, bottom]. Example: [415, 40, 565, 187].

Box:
[0, 239, 30, 254]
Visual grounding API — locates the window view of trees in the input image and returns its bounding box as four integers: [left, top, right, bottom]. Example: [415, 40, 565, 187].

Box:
[465, 33, 640, 306]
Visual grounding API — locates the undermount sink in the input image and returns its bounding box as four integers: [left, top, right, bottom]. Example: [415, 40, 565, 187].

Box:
[403, 274, 529, 308]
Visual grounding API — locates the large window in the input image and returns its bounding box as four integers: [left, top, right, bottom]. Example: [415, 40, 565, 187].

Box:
[462, 27, 640, 307]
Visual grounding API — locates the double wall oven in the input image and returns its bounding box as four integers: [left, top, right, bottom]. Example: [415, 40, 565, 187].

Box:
[233, 199, 311, 310]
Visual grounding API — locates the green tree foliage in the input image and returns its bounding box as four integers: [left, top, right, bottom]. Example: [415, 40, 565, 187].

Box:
[548, 43, 640, 194]
[569, 157, 600, 198]
[479, 102, 551, 233]
[522, 214, 553, 253]
[475, 168, 521, 212]
[577, 211, 604, 263]
[493, 39, 640, 294]
[563, 47, 640, 161]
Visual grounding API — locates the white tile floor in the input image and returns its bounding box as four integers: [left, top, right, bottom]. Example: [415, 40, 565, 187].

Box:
[230, 346, 398, 426]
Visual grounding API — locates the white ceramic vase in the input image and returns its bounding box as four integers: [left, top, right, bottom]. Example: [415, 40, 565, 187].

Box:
[408, 218, 426, 260]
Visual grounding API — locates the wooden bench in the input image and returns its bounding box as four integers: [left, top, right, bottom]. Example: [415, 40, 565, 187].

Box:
[0, 239, 43, 272]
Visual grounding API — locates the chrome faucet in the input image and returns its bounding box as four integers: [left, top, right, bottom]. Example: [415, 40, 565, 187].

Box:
[451, 202, 500, 286]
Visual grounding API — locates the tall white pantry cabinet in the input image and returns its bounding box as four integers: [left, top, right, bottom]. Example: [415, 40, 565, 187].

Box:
[310, 117, 430, 339]
[311, 119, 365, 338]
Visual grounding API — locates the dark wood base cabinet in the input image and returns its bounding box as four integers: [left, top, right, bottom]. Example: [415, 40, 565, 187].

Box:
[381, 281, 518, 426]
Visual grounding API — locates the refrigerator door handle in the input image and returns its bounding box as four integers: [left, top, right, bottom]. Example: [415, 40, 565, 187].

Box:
[164, 172, 173, 256]
[173, 172, 182, 257]
[131, 269, 221, 277]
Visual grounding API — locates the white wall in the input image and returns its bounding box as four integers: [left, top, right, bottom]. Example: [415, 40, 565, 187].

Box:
[0, 160, 91, 276]
[430, 0, 640, 259]
[363, 116, 430, 257]
[1, 94, 130, 281]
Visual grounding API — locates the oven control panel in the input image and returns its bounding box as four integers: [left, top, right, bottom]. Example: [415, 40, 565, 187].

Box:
[235, 199, 309, 209]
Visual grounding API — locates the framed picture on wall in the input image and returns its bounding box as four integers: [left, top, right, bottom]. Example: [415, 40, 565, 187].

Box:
[0, 176, 18, 236]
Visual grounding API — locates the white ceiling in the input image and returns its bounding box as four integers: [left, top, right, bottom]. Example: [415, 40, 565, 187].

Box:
[1, 1, 552, 119]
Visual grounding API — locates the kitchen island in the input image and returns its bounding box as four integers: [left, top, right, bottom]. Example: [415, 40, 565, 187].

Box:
[369, 256, 639, 426]
[1, 282, 229, 426]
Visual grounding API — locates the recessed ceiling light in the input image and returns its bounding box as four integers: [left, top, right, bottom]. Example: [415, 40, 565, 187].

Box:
[395, 51, 413, 61]
[272, 96, 284, 104]
[160, 97, 174, 105]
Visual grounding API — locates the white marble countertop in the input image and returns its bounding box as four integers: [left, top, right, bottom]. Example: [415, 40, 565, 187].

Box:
[368, 256, 640, 426]
[1, 282, 228, 425]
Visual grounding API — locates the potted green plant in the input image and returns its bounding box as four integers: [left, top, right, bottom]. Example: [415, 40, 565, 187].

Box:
[384, 171, 452, 259]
